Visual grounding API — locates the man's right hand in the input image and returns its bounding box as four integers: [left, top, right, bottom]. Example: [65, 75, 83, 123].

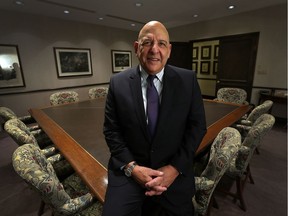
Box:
[131, 165, 167, 195]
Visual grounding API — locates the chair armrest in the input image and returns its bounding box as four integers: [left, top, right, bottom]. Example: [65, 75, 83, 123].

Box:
[47, 153, 63, 164]
[195, 176, 214, 191]
[57, 193, 94, 215]
[18, 115, 36, 125]
[239, 119, 252, 126]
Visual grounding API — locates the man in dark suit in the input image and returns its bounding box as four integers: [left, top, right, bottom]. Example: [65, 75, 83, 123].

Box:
[102, 21, 207, 216]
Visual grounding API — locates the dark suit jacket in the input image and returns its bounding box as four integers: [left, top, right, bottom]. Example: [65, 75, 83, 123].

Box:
[103, 64, 206, 206]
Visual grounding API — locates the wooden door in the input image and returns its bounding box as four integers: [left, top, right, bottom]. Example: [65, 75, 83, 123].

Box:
[167, 42, 192, 70]
[217, 33, 259, 101]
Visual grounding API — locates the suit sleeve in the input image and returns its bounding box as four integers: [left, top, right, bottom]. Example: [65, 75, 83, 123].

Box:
[103, 76, 135, 170]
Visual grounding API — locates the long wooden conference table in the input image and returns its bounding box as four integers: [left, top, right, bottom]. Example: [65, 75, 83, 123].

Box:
[29, 98, 251, 204]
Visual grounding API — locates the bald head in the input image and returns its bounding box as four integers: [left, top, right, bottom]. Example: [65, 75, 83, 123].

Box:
[134, 21, 172, 75]
[138, 21, 170, 42]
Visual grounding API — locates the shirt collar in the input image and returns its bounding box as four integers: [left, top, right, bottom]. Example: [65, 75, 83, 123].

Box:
[139, 65, 164, 82]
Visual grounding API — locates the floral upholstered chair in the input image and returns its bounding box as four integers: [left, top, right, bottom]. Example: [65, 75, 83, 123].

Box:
[192, 127, 241, 216]
[4, 118, 55, 156]
[214, 88, 249, 105]
[234, 100, 273, 155]
[50, 91, 79, 106]
[4, 118, 74, 180]
[0, 106, 38, 130]
[235, 100, 273, 130]
[224, 114, 275, 211]
[12, 144, 103, 216]
[88, 87, 109, 99]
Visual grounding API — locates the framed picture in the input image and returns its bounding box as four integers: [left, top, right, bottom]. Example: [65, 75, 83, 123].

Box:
[213, 61, 218, 74]
[200, 61, 210, 74]
[0, 44, 25, 89]
[111, 50, 132, 73]
[54, 47, 92, 77]
[201, 46, 211, 59]
[192, 61, 198, 73]
[192, 47, 199, 59]
[214, 45, 219, 59]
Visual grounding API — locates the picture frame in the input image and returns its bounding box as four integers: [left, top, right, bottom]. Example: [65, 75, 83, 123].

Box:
[192, 61, 198, 73]
[200, 61, 210, 74]
[54, 47, 92, 77]
[0, 44, 25, 89]
[111, 50, 132, 73]
[192, 47, 199, 59]
[201, 46, 211, 59]
[214, 45, 219, 59]
[213, 61, 218, 75]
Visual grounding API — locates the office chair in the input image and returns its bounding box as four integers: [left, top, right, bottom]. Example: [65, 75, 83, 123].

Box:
[88, 86, 109, 99]
[192, 127, 241, 216]
[214, 88, 249, 105]
[222, 114, 275, 211]
[0, 106, 38, 130]
[4, 118, 74, 180]
[50, 91, 79, 106]
[12, 144, 103, 216]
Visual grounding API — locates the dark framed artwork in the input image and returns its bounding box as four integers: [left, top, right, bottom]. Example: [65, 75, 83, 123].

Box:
[214, 45, 219, 59]
[111, 50, 132, 73]
[200, 61, 210, 74]
[192, 47, 199, 59]
[213, 61, 218, 75]
[54, 47, 92, 77]
[192, 61, 198, 73]
[201, 46, 211, 59]
[0, 44, 25, 89]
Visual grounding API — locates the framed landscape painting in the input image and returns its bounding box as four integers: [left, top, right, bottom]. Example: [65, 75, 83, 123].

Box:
[54, 47, 92, 77]
[111, 50, 132, 73]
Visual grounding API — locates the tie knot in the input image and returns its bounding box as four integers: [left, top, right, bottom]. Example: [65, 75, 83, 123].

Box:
[147, 75, 156, 85]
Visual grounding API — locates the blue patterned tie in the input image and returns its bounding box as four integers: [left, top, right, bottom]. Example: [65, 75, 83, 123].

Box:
[147, 75, 159, 138]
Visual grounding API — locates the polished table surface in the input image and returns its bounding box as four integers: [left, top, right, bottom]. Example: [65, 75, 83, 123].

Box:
[29, 99, 251, 203]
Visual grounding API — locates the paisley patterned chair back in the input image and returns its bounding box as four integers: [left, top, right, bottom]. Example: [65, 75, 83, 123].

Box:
[244, 100, 273, 124]
[225, 113, 275, 211]
[88, 87, 109, 99]
[193, 127, 241, 215]
[228, 114, 275, 177]
[215, 88, 248, 105]
[12, 144, 102, 216]
[50, 91, 79, 106]
[0, 106, 36, 129]
[4, 118, 55, 157]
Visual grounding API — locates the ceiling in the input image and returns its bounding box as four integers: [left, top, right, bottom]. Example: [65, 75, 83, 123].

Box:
[0, 0, 286, 31]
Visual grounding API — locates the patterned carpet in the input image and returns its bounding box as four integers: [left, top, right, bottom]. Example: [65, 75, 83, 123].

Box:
[0, 120, 286, 216]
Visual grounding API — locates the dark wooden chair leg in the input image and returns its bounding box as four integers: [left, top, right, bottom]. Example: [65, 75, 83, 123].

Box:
[255, 147, 260, 155]
[236, 177, 247, 211]
[38, 200, 45, 216]
[247, 165, 255, 184]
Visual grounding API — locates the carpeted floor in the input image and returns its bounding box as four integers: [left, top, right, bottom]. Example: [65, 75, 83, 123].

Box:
[0, 120, 287, 216]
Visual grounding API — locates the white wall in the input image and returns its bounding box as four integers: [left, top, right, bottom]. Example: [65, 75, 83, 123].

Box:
[169, 4, 287, 105]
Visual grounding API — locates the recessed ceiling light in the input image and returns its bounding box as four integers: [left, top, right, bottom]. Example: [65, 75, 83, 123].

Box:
[135, 3, 142, 7]
[228, 5, 235, 10]
[15, 1, 24, 5]
[64, 10, 70, 14]
[99, 17, 104, 20]
[193, 14, 198, 18]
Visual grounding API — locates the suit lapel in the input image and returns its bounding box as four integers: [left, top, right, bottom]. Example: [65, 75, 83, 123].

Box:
[128, 68, 150, 140]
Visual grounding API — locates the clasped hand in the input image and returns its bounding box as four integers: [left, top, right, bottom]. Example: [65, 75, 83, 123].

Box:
[131, 164, 179, 196]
